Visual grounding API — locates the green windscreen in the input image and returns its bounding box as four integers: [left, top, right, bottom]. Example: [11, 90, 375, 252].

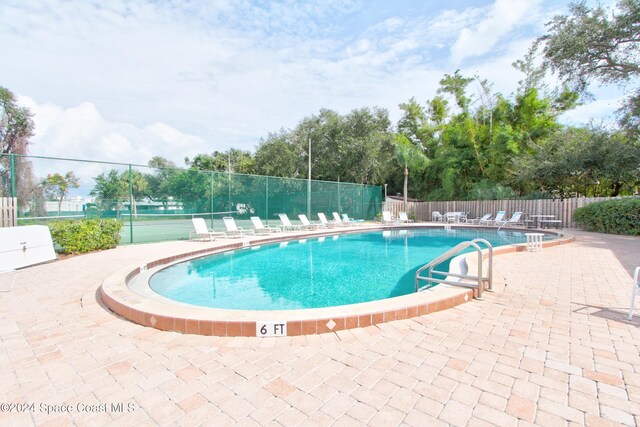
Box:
[0, 154, 382, 244]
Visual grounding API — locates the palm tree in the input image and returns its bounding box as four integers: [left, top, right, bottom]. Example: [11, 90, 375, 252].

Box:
[394, 135, 429, 210]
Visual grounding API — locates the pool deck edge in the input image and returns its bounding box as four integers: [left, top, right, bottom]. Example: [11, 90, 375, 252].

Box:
[99, 224, 573, 337]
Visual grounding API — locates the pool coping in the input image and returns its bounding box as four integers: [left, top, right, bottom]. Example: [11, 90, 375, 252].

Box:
[99, 224, 574, 337]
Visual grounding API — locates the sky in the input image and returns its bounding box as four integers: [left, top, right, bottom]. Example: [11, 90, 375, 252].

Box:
[1, 0, 624, 169]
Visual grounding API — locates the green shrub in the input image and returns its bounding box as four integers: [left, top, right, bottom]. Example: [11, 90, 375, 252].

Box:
[49, 219, 123, 254]
[573, 198, 640, 235]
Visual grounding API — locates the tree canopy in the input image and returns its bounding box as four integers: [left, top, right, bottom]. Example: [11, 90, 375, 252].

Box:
[538, 0, 640, 137]
[0, 86, 34, 155]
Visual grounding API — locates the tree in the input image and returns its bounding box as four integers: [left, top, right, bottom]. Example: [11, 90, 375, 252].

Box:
[512, 43, 549, 96]
[0, 87, 34, 155]
[146, 156, 177, 210]
[0, 87, 36, 205]
[187, 149, 255, 174]
[538, 0, 640, 134]
[129, 170, 148, 217]
[41, 172, 80, 216]
[393, 134, 429, 209]
[252, 107, 395, 185]
[513, 126, 640, 198]
[437, 70, 474, 113]
[253, 131, 300, 177]
[90, 170, 128, 213]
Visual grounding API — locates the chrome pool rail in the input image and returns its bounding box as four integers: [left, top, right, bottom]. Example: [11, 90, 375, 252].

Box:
[627, 266, 640, 321]
[415, 238, 493, 299]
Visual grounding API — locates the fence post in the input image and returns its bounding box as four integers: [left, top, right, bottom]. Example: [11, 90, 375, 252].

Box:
[337, 178, 341, 213]
[210, 171, 215, 228]
[10, 154, 15, 198]
[128, 164, 133, 244]
[265, 176, 269, 225]
[361, 185, 365, 219]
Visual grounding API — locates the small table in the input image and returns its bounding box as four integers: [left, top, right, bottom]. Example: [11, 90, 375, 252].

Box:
[445, 212, 465, 223]
[529, 214, 556, 229]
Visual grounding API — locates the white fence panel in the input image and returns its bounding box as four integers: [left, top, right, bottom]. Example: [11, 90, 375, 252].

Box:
[1, 198, 17, 227]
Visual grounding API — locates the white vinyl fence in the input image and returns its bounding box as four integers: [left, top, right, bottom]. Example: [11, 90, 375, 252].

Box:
[1, 197, 17, 227]
[383, 196, 636, 228]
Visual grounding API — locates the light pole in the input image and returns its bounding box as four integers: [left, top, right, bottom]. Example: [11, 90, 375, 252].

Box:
[384, 183, 388, 201]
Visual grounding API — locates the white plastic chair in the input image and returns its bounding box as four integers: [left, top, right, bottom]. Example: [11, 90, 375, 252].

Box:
[472, 213, 492, 224]
[223, 217, 255, 237]
[432, 211, 443, 222]
[190, 218, 226, 241]
[332, 212, 348, 227]
[398, 212, 414, 223]
[487, 211, 506, 226]
[497, 212, 524, 228]
[298, 214, 324, 230]
[382, 211, 394, 224]
[278, 213, 305, 231]
[317, 213, 336, 228]
[250, 216, 280, 234]
[342, 213, 364, 226]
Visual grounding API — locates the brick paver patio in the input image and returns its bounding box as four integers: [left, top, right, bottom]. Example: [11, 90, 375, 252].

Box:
[1, 229, 639, 426]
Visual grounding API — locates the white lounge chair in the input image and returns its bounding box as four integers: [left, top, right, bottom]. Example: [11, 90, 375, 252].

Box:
[317, 213, 336, 228]
[250, 216, 280, 234]
[496, 211, 524, 228]
[382, 211, 395, 224]
[471, 213, 492, 224]
[223, 217, 255, 237]
[487, 211, 506, 226]
[332, 212, 350, 227]
[398, 212, 414, 223]
[342, 213, 364, 226]
[190, 218, 226, 241]
[278, 213, 305, 231]
[299, 214, 324, 230]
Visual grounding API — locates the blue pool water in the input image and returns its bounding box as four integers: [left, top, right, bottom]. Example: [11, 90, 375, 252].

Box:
[149, 228, 547, 310]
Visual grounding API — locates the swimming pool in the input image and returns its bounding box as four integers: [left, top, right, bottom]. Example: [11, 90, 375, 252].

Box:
[149, 228, 543, 310]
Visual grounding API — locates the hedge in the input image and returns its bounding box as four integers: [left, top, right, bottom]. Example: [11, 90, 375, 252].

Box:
[49, 219, 123, 254]
[573, 198, 640, 235]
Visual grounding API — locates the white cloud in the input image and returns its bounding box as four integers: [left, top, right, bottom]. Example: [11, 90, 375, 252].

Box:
[450, 0, 541, 65]
[560, 96, 624, 127]
[20, 97, 210, 172]
[2, 0, 604, 167]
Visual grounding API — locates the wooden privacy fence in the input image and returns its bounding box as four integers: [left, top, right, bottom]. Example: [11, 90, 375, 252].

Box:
[1, 197, 17, 227]
[383, 196, 636, 228]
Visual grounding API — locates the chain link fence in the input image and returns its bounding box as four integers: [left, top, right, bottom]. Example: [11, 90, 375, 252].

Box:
[0, 154, 382, 244]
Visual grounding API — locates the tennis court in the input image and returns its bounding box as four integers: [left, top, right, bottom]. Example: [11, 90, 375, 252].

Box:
[2, 154, 382, 244]
[118, 213, 273, 244]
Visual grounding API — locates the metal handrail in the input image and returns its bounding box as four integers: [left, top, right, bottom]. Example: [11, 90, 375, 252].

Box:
[627, 267, 640, 320]
[415, 238, 493, 299]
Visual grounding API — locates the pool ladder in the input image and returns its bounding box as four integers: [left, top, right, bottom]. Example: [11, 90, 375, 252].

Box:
[415, 238, 493, 299]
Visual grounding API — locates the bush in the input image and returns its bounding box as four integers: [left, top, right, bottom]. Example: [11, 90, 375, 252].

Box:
[573, 198, 640, 235]
[49, 219, 123, 254]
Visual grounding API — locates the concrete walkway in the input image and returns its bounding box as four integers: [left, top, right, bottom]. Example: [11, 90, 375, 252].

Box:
[1, 230, 639, 426]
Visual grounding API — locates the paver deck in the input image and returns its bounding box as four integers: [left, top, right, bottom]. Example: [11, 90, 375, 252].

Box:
[1, 229, 639, 426]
